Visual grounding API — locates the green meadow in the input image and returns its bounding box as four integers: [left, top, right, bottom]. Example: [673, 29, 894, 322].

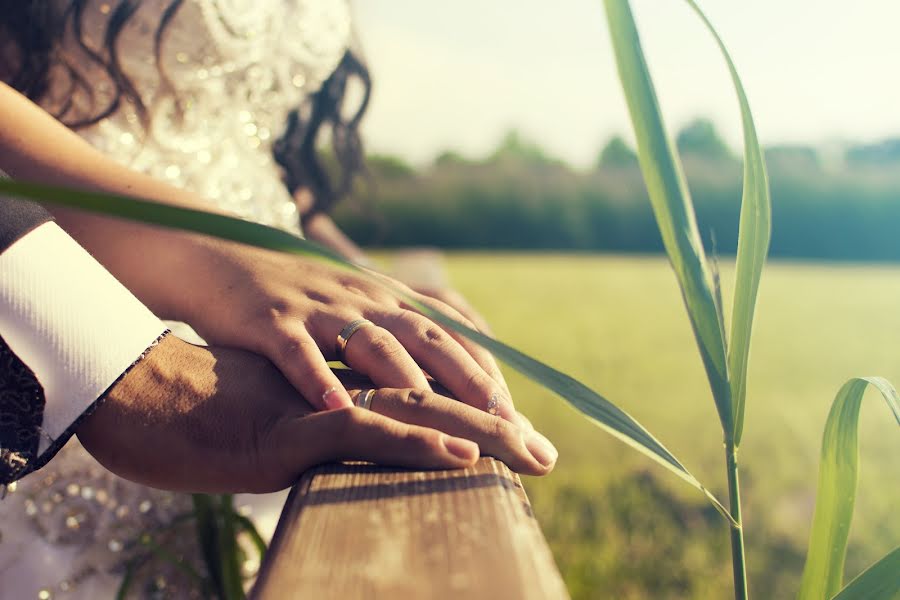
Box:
[436, 253, 899, 599]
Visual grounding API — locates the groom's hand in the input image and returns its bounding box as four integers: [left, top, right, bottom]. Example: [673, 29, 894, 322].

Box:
[76, 335, 555, 494]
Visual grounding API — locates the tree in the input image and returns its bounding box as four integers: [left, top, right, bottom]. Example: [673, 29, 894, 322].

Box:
[433, 150, 471, 168]
[488, 130, 563, 167]
[676, 118, 732, 160]
[366, 153, 415, 179]
[597, 135, 638, 168]
[845, 138, 900, 166]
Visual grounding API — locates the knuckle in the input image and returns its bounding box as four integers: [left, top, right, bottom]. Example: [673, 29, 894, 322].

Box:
[331, 406, 367, 437]
[275, 334, 315, 362]
[341, 278, 392, 303]
[463, 370, 490, 399]
[363, 328, 404, 360]
[262, 299, 291, 321]
[488, 415, 517, 444]
[400, 389, 431, 409]
[418, 323, 449, 346]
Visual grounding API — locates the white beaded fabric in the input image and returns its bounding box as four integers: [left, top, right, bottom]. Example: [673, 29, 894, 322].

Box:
[43, 0, 352, 232]
[0, 1, 352, 598]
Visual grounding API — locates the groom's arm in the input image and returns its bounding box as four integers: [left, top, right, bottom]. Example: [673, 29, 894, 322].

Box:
[0, 196, 167, 486]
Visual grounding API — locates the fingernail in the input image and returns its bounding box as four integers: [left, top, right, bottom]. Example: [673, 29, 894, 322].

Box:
[525, 431, 558, 468]
[322, 387, 351, 410]
[442, 435, 479, 461]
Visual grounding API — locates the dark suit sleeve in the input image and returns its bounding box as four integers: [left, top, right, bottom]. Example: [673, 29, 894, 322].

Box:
[0, 197, 53, 253]
[0, 198, 53, 484]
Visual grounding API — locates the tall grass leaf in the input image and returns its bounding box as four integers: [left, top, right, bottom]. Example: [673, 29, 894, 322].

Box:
[797, 377, 900, 600]
[830, 546, 900, 600]
[0, 179, 734, 522]
[683, 0, 772, 447]
[603, 0, 732, 435]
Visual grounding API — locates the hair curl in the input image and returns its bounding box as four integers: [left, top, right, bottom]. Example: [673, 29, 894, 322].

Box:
[0, 0, 369, 219]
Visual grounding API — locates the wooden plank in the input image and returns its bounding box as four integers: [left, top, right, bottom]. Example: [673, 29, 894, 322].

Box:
[251, 457, 569, 599]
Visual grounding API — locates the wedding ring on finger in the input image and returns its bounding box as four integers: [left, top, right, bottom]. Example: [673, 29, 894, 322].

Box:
[336, 318, 374, 362]
[487, 392, 500, 416]
[355, 389, 376, 410]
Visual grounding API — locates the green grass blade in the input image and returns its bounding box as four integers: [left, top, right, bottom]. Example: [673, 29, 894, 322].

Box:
[603, 0, 732, 435]
[830, 546, 900, 600]
[396, 293, 735, 524]
[191, 493, 225, 600]
[115, 560, 139, 600]
[234, 514, 269, 560]
[682, 0, 772, 447]
[0, 178, 734, 522]
[797, 377, 900, 600]
[0, 180, 351, 268]
[217, 494, 246, 600]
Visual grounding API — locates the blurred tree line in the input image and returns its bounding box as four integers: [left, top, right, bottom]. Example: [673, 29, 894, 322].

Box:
[334, 119, 900, 261]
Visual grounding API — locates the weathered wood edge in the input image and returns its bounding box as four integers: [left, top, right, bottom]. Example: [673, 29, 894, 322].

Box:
[250, 457, 568, 599]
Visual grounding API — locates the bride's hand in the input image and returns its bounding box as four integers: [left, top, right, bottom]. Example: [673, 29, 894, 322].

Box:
[175, 240, 515, 420]
[77, 336, 556, 493]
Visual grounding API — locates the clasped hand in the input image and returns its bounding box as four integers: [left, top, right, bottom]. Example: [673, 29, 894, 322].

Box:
[78, 336, 557, 493]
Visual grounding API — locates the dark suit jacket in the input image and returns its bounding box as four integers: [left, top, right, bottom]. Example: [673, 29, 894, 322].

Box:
[0, 198, 55, 484]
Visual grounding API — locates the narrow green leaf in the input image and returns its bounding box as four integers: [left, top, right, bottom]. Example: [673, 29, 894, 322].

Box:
[234, 514, 269, 560]
[603, 0, 732, 435]
[682, 0, 772, 447]
[398, 293, 734, 524]
[831, 546, 900, 600]
[0, 180, 350, 268]
[798, 377, 900, 600]
[191, 493, 225, 600]
[218, 495, 246, 600]
[115, 560, 139, 600]
[137, 533, 207, 587]
[0, 179, 734, 522]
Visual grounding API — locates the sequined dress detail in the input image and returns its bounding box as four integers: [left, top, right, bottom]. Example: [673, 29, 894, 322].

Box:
[0, 1, 351, 597]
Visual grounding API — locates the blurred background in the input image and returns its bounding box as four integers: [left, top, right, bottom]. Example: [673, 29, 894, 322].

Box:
[345, 1, 900, 598]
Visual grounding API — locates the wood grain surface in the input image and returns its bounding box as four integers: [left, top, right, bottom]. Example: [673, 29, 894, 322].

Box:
[251, 457, 569, 599]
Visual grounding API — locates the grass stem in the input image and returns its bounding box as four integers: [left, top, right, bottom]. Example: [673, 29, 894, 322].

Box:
[726, 443, 749, 600]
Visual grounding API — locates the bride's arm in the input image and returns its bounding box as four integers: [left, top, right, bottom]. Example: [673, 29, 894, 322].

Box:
[0, 82, 230, 321]
[0, 83, 534, 439]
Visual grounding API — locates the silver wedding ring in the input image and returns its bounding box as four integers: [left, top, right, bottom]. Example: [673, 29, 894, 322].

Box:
[335, 318, 373, 362]
[355, 389, 375, 410]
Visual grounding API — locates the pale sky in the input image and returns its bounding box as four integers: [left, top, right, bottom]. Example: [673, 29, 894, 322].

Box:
[352, 0, 900, 168]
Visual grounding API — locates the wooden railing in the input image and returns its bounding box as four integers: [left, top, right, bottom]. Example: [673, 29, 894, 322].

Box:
[251, 457, 568, 599]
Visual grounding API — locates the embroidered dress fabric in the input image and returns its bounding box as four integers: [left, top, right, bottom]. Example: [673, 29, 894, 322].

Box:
[0, 1, 352, 597]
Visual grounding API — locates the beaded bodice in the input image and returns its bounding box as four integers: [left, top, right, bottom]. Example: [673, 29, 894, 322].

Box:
[44, 0, 352, 231]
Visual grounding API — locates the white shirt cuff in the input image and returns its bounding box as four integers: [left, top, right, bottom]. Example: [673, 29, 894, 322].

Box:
[0, 222, 167, 454]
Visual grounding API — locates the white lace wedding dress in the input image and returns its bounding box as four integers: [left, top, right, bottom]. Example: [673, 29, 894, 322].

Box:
[0, 1, 352, 597]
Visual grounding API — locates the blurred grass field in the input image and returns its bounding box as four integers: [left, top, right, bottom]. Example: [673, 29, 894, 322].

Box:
[427, 253, 899, 599]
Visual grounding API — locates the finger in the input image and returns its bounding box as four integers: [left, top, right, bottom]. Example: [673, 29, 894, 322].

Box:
[338, 321, 431, 391]
[353, 388, 556, 475]
[265, 325, 353, 410]
[357, 273, 509, 398]
[276, 407, 480, 474]
[375, 309, 515, 421]
[421, 287, 495, 336]
[403, 295, 512, 403]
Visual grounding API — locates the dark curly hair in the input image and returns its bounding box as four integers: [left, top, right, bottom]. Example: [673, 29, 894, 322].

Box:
[0, 0, 370, 220]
